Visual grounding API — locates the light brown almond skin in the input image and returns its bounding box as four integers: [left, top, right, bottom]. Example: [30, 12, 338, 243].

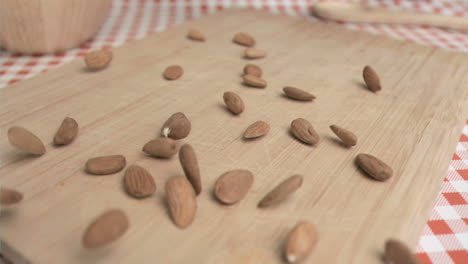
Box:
[123, 165, 156, 199]
[283, 87, 316, 101]
[243, 74, 267, 88]
[84, 49, 113, 70]
[285, 221, 318, 263]
[385, 239, 421, 264]
[143, 138, 178, 158]
[82, 209, 129, 249]
[244, 48, 266, 59]
[329, 125, 357, 147]
[163, 65, 183, 80]
[290, 118, 320, 145]
[243, 64, 262, 77]
[223, 91, 245, 115]
[179, 144, 202, 195]
[54, 117, 79, 145]
[243, 121, 270, 139]
[0, 187, 23, 207]
[85, 155, 126, 175]
[161, 112, 191, 140]
[258, 175, 303, 208]
[8, 126, 46, 155]
[165, 176, 197, 229]
[363, 65, 381, 92]
[356, 153, 393, 181]
[214, 169, 254, 204]
[233, 32, 255, 47]
[187, 29, 205, 41]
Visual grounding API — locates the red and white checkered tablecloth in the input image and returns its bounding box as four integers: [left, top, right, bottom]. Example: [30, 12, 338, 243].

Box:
[0, 0, 466, 263]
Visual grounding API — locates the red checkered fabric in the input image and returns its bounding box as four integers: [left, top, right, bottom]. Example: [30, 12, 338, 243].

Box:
[0, 0, 466, 263]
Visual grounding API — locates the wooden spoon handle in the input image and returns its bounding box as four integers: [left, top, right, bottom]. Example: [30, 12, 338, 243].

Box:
[314, 2, 468, 31]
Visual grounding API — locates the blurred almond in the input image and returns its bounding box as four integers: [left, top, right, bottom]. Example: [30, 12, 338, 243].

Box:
[214, 169, 254, 205]
[84, 49, 113, 70]
[8, 126, 46, 155]
[243, 64, 262, 77]
[123, 165, 156, 198]
[223, 91, 245, 115]
[0, 187, 23, 207]
[243, 74, 267, 88]
[283, 87, 316, 101]
[179, 143, 202, 195]
[330, 125, 357, 147]
[82, 209, 129, 249]
[187, 29, 205, 41]
[85, 155, 126, 175]
[161, 112, 191, 140]
[143, 138, 178, 158]
[258, 175, 303, 208]
[244, 48, 266, 59]
[385, 239, 421, 264]
[243, 121, 270, 139]
[233, 32, 255, 47]
[54, 117, 79, 145]
[166, 176, 197, 228]
[163, 65, 183, 80]
[285, 221, 319, 263]
[363, 65, 381, 92]
[356, 153, 393, 181]
[290, 118, 320, 145]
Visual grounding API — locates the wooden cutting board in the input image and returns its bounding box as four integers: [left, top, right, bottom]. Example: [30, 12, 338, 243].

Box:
[1, 9, 467, 264]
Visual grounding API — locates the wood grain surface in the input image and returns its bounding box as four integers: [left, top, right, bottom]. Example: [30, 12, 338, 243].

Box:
[0, 9, 467, 264]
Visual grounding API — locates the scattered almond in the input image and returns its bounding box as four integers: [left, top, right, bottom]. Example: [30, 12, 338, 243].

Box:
[285, 221, 319, 263]
[258, 175, 303, 208]
[243, 64, 262, 77]
[385, 239, 421, 264]
[243, 121, 270, 139]
[187, 29, 205, 41]
[142, 137, 178, 158]
[243, 74, 267, 88]
[82, 209, 129, 249]
[363, 65, 381, 92]
[163, 65, 183, 80]
[54, 117, 79, 145]
[123, 165, 156, 199]
[8, 126, 46, 155]
[290, 118, 320, 145]
[84, 49, 113, 70]
[283, 87, 316, 101]
[165, 176, 197, 228]
[179, 144, 202, 195]
[329, 125, 357, 147]
[161, 112, 191, 140]
[0, 187, 23, 207]
[214, 169, 254, 204]
[85, 155, 126, 175]
[356, 153, 393, 181]
[233, 32, 255, 47]
[223, 91, 245, 115]
[244, 48, 266, 59]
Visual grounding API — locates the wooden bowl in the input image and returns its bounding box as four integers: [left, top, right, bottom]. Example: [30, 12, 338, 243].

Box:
[0, 0, 112, 54]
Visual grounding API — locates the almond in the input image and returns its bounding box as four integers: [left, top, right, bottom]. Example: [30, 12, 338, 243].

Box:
[187, 29, 205, 41]
[329, 125, 357, 147]
[161, 112, 191, 140]
[0, 187, 23, 207]
[223, 91, 245, 115]
[290, 118, 320, 145]
[53, 117, 79, 145]
[214, 169, 254, 204]
[82, 209, 129, 249]
[244, 48, 266, 59]
[123, 165, 156, 198]
[84, 49, 113, 70]
[258, 175, 303, 208]
[243, 121, 270, 139]
[165, 176, 197, 228]
[283, 87, 316, 101]
[233, 32, 255, 47]
[85, 155, 126, 175]
[142, 138, 178, 158]
[8, 126, 46, 155]
[363, 65, 381, 92]
[356, 153, 393, 181]
[243, 64, 262, 77]
[179, 144, 202, 195]
[285, 221, 318, 263]
[243, 74, 267, 88]
[385, 239, 421, 264]
[163, 65, 183, 80]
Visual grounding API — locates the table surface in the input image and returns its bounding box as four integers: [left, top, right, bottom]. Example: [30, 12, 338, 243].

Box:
[0, 1, 466, 263]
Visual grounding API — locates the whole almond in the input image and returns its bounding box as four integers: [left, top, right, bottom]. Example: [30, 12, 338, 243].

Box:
[53, 117, 79, 145]
[123, 165, 156, 198]
[187, 29, 205, 41]
[285, 221, 319, 263]
[329, 125, 357, 147]
[290, 118, 320, 145]
[163, 65, 183, 80]
[142, 138, 178, 158]
[165, 176, 197, 228]
[385, 239, 421, 264]
[8, 126, 46, 155]
[233, 32, 255, 47]
[243, 74, 267, 88]
[84, 49, 113, 70]
[283, 87, 316, 101]
[258, 175, 303, 208]
[161, 112, 191, 140]
[85, 155, 126, 175]
[82, 209, 129, 249]
[0, 187, 23, 207]
[243, 121, 270, 139]
[244, 48, 266, 59]
[223, 91, 245, 115]
[243, 64, 262, 77]
[179, 144, 202, 195]
[214, 169, 254, 204]
[356, 153, 393, 181]
[363, 65, 381, 92]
